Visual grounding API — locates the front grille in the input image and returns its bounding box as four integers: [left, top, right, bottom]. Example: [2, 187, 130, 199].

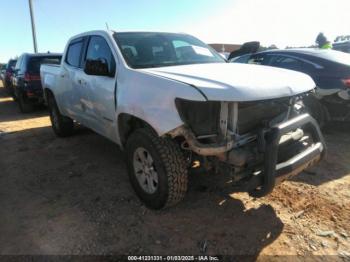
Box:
[237, 98, 289, 134]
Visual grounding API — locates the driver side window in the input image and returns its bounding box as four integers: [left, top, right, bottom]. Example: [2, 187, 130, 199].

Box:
[85, 36, 116, 76]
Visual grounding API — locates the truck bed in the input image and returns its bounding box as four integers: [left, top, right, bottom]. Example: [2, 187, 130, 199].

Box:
[40, 64, 61, 98]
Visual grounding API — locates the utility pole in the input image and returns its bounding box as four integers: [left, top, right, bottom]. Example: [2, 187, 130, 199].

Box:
[28, 0, 38, 53]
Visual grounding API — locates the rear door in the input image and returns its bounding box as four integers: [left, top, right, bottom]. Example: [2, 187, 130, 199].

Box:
[60, 37, 87, 121]
[79, 35, 117, 138]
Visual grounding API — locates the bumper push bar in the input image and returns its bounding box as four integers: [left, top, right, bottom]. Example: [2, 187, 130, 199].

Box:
[249, 113, 326, 197]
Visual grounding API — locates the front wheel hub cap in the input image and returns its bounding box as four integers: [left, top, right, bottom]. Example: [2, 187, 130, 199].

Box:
[133, 147, 159, 194]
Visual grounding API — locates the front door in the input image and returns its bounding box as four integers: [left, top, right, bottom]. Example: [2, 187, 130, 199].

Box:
[80, 35, 117, 139]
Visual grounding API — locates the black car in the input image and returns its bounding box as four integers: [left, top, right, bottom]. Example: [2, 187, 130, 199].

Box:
[3, 59, 17, 94]
[12, 53, 62, 112]
[231, 49, 350, 125]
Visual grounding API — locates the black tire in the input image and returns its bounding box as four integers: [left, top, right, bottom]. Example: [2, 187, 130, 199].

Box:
[47, 93, 74, 137]
[303, 95, 327, 128]
[126, 128, 188, 209]
[18, 92, 34, 113]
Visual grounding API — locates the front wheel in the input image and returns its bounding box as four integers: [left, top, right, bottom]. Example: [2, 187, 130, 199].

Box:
[48, 94, 74, 137]
[126, 128, 188, 209]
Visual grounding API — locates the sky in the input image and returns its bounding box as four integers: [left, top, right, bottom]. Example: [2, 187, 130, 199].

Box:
[0, 0, 349, 62]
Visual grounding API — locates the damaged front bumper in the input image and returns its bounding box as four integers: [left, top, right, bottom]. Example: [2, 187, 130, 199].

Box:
[170, 113, 326, 197]
[248, 113, 325, 197]
[169, 125, 234, 156]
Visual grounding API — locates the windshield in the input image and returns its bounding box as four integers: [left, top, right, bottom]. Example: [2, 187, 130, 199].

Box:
[114, 32, 225, 69]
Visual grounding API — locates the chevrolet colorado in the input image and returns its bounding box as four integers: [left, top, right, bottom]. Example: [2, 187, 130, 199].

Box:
[41, 30, 326, 209]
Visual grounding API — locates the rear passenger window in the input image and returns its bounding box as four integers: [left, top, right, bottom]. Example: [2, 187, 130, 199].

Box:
[66, 40, 83, 67]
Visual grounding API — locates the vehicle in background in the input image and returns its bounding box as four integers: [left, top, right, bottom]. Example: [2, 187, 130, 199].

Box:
[231, 49, 350, 125]
[3, 59, 17, 94]
[12, 53, 62, 112]
[333, 41, 350, 54]
[218, 52, 230, 60]
[227, 41, 260, 61]
[0, 64, 7, 82]
[41, 30, 325, 210]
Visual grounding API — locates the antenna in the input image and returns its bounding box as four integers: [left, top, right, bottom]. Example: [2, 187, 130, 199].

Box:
[105, 22, 110, 30]
[28, 0, 38, 53]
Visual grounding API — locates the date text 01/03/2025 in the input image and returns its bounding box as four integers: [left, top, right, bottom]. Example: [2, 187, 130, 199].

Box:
[127, 255, 220, 261]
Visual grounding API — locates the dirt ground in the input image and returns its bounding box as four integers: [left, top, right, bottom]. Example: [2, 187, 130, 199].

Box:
[0, 82, 349, 259]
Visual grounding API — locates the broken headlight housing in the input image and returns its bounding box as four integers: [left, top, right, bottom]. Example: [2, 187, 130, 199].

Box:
[175, 99, 220, 136]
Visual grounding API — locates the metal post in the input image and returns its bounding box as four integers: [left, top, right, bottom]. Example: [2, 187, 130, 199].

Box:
[28, 0, 38, 53]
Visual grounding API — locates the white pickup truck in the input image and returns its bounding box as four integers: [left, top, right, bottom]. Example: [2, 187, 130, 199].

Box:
[41, 30, 326, 209]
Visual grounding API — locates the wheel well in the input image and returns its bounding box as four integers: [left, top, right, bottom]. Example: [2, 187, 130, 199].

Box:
[118, 114, 157, 146]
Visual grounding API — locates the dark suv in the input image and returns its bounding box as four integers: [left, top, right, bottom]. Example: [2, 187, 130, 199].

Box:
[3, 59, 17, 94]
[12, 53, 62, 112]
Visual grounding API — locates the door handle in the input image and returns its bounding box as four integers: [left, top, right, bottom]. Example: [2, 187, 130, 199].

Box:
[60, 73, 65, 78]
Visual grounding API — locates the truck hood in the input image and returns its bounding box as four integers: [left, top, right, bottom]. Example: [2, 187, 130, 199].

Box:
[142, 63, 315, 101]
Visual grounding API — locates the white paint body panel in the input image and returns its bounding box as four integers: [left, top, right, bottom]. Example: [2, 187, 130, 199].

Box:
[142, 63, 316, 101]
[41, 30, 316, 147]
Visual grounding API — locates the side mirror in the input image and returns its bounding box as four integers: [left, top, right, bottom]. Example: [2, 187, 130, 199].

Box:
[84, 58, 110, 76]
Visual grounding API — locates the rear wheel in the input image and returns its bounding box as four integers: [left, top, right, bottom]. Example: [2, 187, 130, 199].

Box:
[48, 94, 74, 137]
[126, 128, 188, 209]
